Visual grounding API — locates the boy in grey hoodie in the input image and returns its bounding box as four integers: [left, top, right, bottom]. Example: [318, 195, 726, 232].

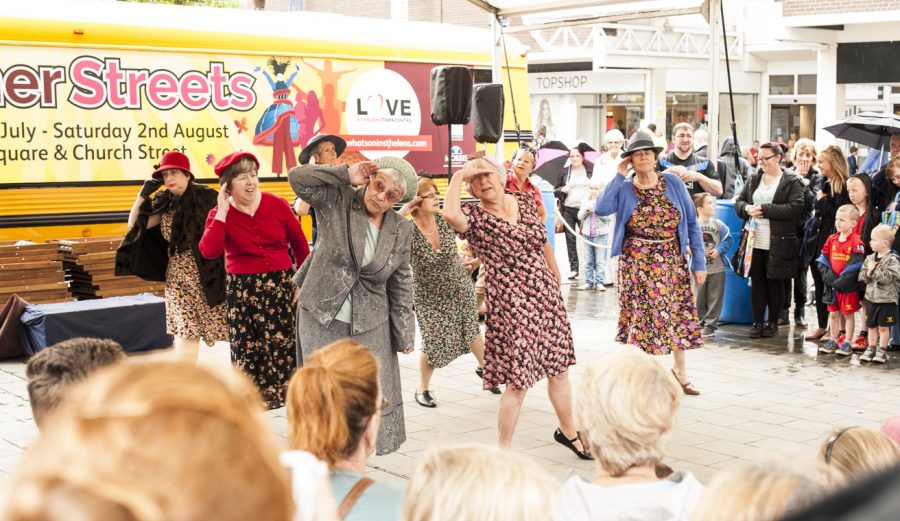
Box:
[858, 224, 900, 363]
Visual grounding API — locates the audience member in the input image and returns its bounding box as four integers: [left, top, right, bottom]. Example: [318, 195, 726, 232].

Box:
[693, 193, 733, 338]
[25, 337, 125, 428]
[819, 426, 900, 481]
[691, 460, 836, 521]
[402, 444, 557, 521]
[7, 359, 294, 521]
[657, 122, 722, 197]
[286, 339, 404, 521]
[858, 224, 900, 363]
[555, 348, 704, 521]
[577, 180, 611, 291]
[816, 205, 865, 356]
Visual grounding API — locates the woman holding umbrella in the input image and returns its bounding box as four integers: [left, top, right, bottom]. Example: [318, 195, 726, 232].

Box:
[554, 143, 594, 281]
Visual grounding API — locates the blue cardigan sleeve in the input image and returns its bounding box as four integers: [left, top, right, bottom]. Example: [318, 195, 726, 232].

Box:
[716, 224, 733, 257]
[595, 173, 625, 216]
[677, 181, 706, 272]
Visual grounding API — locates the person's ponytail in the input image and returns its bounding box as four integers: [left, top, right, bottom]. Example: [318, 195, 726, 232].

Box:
[286, 340, 380, 466]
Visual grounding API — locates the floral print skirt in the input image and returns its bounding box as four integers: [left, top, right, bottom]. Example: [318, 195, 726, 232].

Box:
[226, 269, 296, 409]
[616, 237, 703, 355]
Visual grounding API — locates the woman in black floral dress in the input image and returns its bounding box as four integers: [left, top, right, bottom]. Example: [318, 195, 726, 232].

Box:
[199, 151, 310, 409]
[443, 157, 590, 460]
[399, 178, 500, 408]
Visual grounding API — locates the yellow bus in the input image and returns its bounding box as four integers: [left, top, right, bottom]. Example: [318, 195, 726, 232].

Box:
[0, 1, 531, 241]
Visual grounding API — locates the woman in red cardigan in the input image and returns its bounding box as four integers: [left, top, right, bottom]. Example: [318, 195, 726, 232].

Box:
[199, 151, 309, 409]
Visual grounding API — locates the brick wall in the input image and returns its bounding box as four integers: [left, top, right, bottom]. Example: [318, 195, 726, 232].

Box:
[781, 0, 900, 16]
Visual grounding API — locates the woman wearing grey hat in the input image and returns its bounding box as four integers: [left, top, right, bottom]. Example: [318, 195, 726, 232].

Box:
[288, 156, 417, 455]
[595, 130, 706, 395]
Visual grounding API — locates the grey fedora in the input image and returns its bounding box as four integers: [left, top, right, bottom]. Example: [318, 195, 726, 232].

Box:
[621, 130, 663, 158]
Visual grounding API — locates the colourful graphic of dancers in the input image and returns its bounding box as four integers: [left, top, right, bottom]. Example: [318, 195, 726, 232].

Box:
[252, 57, 301, 176]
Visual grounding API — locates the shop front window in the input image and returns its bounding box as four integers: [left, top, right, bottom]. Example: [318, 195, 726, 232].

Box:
[666, 93, 756, 154]
[770, 104, 816, 142]
[769, 75, 794, 95]
[797, 74, 817, 95]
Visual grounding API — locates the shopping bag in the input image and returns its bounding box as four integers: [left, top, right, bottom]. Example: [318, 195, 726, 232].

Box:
[730, 220, 755, 279]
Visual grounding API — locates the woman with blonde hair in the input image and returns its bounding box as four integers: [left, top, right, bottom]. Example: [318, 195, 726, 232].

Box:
[402, 443, 556, 521]
[555, 348, 705, 521]
[819, 426, 900, 481]
[444, 156, 588, 459]
[3, 359, 294, 521]
[286, 339, 404, 521]
[804, 145, 851, 340]
[691, 460, 836, 521]
[781, 138, 822, 327]
[398, 177, 499, 407]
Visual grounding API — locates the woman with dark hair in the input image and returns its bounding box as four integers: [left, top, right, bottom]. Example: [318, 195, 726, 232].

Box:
[555, 143, 594, 280]
[199, 151, 309, 409]
[735, 142, 805, 339]
[123, 150, 227, 361]
[595, 130, 706, 395]
[804, 145, 851, 340]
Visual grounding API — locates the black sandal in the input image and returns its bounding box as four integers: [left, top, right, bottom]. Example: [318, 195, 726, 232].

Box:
[554, 428, 593, 460]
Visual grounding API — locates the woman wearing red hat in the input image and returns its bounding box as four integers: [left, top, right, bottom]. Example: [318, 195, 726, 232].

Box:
[121, 150, 228, 361]
[199, 151, 309, 409]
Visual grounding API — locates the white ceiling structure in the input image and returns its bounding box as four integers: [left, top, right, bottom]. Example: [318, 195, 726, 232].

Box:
[463, 0, 710, 31]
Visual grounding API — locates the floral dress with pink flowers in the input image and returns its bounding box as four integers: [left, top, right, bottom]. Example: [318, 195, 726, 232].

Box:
[460, 191, 575, 390]
[617, 176, 702, 354]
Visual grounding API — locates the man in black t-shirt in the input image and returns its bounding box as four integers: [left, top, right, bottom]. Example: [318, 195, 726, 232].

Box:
[656, 122, 723, 198]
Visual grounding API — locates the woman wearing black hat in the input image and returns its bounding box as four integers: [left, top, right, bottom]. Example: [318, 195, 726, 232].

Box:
[595, 131, 706, 395]
[735, 141, 805, 339]
[294, 134, 347, 245]
[120, 151, 227, 362]
[555, 143, 593, 280]
[198, 151, 309, 409]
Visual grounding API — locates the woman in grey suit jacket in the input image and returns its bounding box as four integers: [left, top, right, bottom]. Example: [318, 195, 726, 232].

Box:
[288, 156, 417, 455]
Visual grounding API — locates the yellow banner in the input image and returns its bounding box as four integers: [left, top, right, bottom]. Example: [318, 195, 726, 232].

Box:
[0, 46, 386, 184]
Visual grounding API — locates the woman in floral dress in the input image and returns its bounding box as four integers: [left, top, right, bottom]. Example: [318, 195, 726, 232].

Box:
[399, 178, 500, 408]
[595, 131, 706, 395]
[443, 157, 590, 460]
[125, 151, 228, 361]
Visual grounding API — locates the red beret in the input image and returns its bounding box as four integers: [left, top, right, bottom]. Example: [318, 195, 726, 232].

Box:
[214, 151, 260, 178]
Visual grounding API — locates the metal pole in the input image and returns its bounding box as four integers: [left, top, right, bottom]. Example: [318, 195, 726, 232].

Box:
[491, 14, 505, 164]
[719, 0, 741, 178]
[708, 0, 719, 166]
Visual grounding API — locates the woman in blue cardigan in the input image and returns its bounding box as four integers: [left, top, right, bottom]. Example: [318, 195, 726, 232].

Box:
[595, 131, 706, 395]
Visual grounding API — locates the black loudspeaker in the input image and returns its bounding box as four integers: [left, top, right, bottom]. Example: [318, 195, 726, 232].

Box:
[430, 66, 472, 126]
[472, 83, 504, 143]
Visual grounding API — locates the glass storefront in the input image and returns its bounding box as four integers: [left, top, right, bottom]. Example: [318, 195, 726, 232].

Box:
[577, 93, 645, 148]
[666, 93, 756, 152]
[769, 104, 816, 142]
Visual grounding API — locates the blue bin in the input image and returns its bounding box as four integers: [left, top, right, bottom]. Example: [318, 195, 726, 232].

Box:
[717, 200, 753, 324]
[542, 189, 556, 249]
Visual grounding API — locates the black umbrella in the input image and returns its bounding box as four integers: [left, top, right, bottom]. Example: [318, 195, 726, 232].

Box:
[824, 112, 900, 149]
[533, 154, 595, 188]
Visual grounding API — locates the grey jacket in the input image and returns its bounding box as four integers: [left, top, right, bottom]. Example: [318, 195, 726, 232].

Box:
[287, 163, 415, 350]
[859, 251, 900, 304]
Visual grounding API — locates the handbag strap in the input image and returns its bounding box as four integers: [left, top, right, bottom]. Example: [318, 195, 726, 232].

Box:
[337, 477, 375, 520]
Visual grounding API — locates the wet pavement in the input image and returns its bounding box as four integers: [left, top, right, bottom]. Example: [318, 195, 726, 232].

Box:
[0, 282, 898, 488]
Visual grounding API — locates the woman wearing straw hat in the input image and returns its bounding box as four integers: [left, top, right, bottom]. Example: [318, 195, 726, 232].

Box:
[443, 156, 590, 460]
[595, 130, 706, 395]
[198, 151, 310, 409]
[288, 155, 418, 455]
[122, 150, 228, 362]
